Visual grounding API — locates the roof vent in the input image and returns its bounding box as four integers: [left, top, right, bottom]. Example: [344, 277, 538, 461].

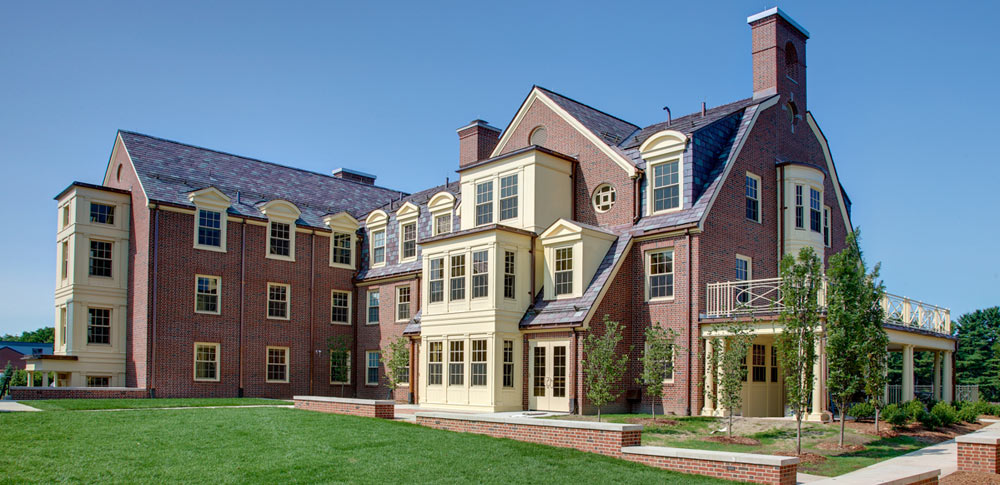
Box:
[332, 168, 377, 185]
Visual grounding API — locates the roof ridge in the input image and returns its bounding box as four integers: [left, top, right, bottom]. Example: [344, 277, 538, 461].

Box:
[534, 86, 639, 130]
[118, 130, 409, 196]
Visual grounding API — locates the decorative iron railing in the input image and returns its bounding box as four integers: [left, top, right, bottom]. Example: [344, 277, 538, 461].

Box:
[705, 277, 951, 335]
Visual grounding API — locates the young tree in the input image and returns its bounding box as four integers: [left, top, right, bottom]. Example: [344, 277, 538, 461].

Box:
[327, 335, 353, 397]
[827, 230, 886, 445]
[638, 324, 678, 420]
[382, 336, 410, 400]
[583, 315, 630, 422]
[776, 246, 823, 455]
[704, 321, 756, 437]
[0, 361, 14, 399]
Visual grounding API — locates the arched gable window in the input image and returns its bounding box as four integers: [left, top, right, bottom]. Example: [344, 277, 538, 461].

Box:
[785, 42, 799, 79]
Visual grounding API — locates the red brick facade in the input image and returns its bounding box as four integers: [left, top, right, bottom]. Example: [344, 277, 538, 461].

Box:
[957, 440, 1000, 474]
[622, 450, 797, 485]
[293, 396, 395, 419]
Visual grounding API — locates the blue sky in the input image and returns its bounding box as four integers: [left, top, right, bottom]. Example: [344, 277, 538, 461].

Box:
[0, 1, 997, 335]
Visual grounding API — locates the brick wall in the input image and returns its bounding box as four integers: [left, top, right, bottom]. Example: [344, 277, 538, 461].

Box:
[957, 439, 1000, 474]
[622, 449, 797, 485]
[10, 387, 148, 400]
[0, 348, 26, 370]
[293, 396, 394, 419]
[355, 277, 415, 402]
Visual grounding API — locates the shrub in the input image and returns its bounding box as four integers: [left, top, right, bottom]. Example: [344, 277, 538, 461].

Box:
[957, 407, 980, 424]
[884, 404, 909, 426]
[848, 402, 876, 421]
[968, 400, 999, 417]
[931, 402, 958, 427]
[903, 400, 925, 420]
[918, 409, 941, 430]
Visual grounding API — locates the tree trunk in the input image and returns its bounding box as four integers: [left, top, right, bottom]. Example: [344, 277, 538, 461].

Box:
[874, 407, 880, 434]
[651, 400, 656, 421]
[839, 402, 846, 447]
[597, 406, 602, 423]
[729, 410, 734, 438]
[796, 415, 803, 455]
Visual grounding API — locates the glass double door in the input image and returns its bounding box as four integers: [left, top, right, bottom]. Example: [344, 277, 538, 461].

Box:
[528, 340, 569, 412]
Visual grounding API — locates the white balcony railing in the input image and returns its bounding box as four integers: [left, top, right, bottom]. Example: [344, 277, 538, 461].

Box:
[705, 277, 951, 335]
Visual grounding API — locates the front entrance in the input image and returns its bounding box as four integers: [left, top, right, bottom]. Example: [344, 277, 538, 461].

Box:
[528, 340, 570, 412]
[742, 340, 783, 417]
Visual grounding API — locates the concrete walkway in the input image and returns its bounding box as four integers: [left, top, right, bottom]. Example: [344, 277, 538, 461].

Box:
[0, 401, 41, 412]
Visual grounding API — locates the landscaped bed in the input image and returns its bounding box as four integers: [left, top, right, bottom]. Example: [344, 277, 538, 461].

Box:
[23, 397, 289, 411]
[547, 413, 989, 476]
[0, 404, 733, 484]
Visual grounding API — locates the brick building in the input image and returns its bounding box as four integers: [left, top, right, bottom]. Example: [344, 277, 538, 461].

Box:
[22, 8, 955, 417]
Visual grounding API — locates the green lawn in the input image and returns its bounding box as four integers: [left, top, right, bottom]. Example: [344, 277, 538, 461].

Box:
[24, 397, 288, 411]
[0, 406, 733, 484]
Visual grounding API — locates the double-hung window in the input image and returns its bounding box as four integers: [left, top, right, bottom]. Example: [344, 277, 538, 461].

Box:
[429, 258, 444, 303]
[366, 290, 380, 324]
[89, 203, 115, 225]
[471, 340, 487, 387]
[331, 290, 350, 324]
[434, 214, 451, 235]
[648, 250, 674, 300]
[502, 340, 514, 388]
[61, 241, 69, 280]
[735, 256, 752, 305]
[197, 209, 222, 248]
[449, 341, 464, 386]
[554, 247, 573, 296]
[809, 188, 822, 233]
[794, 185, 804, 229]
[267, 283, 289, 319]
[823, 206, 831, 247]
[396, 286, 410, 321]
[194, 343, 220, 381]
[752, 344, 766, 382]
[428, 342, 443, 385]
[450, 255, 465, 301]
[400, 222, 417, 261]
[266, 347, 289, 383]
[332, 232, 352, 266]
[366, 351, 380, 386]
[652, 161, 680, 212]
[195, 275, 220, 314]
[475, 181, 493, 226]
[503, 250, 516, 300]
[472, 250, 488, 298]
[330, 350, 350, 384]
[89, 240, 112, 277]
[87, 308, 111, 345]
[499, 174, 518, 220]
[371, 229, 385, 265]
[269, 222, 291, 257]
[745, 173, 760, 222]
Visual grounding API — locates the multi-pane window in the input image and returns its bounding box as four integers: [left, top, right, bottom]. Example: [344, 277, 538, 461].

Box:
[194, 343, 219, 381]
[475, 181, 493, 226]
[331, 290, 350, 324]
[770, 346, 778, 383]
[332, 232, 352, 265]
[367, 290, 380, 324]
[471, 340, 487, 386]
[371, 229, 385, 264]
[736, 256, 751, 305]
[660, 345, 674, 381]
[330, 351, 350, 384]
[61, 241, 69, 280]
[59, 307, 66, 347]
[653, 161, 680, 212]
[648, 250, 674, 299]
[429, 258, 444, 303]
[745, 174, 760, 222]
[823, 206, 831, 247]
[450, 255, 465, 301]
[197, 209, 222, 248]
[89, 203, 115, 225]
[87, 376, 110, 387]
[502, 340, 514, 388]
[400, 222, 417, 260]
[752, 344, 766, 382]
[472, 250, 488, 298]
[593, 184, 616, 213]
[434, 214, 451, 235]
[195, 276, 220, 314]
[269, 222, 291, 257]
[499, 174, 518, 220]
[794, 185, 804, 229]
[87, 308, 111, 345]
[503, 250, 516, 300]
[533, 346, 546, 397]
[553, 346, 566, 398]
[399, 359, 410, 386]
[396, 286, 410, 321]
[554, 247, 573, 296]
[89, 240, 112, 277]
[428, 341, 443, 385]
[266, 347, 288, 383]
[366, 351, 380, 386]
[61, 205, 70, 228]
[449, 341, 464, 386]
[809, 188, 822, 233]
[267, 283, 289, 319]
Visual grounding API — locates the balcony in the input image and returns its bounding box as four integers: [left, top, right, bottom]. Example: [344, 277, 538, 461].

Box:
[705, 277, 951, 335]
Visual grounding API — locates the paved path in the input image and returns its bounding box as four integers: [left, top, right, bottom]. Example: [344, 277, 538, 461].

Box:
[0, 401, 41, 412]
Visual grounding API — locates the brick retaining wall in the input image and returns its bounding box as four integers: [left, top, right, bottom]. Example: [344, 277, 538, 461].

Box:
[293, 396, 394, 419]
[957, 432, 1000, 474]
[10, 386, 148, 400]
[622, 446, 798, 485]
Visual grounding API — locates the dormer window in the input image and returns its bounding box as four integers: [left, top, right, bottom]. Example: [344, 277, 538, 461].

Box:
[554, 247, 573, 296]
[89, 203, 115, 225]
[189, 187, 230, 252]
[639, 130, 688, 216]
[332, 233, 352, 265]
[400, 222, 416, 260]
[269, 222, 291, 257]
[324, 212, 359, 269]
[428, 191, 455, 236]
[364, 210, 388, 267]
[197, 210, 222, 248]
[371, 229, 385, 264]
[475, 181, 493, 226]
[434, 214, 451, 235]
[652, 161, 680, 212]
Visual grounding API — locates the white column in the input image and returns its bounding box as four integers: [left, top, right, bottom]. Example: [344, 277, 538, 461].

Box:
[26, 371, 34, 387]
[943, 351, 953, 402]
[702, 339, 716, 416]
[42, 372, 49, 387]
[933, 351, 941, 401]
[715, 340, 726, 416]
[808, 342, 826, 422]
[902, 344, 915, 402]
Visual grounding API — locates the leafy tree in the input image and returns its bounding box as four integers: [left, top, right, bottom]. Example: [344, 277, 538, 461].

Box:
[382, 336, 410, 400]
[704, 321, 755, 437]
[0, 361, 14, 398]
[327, 334, 353, 397]
[776, 246, 822, 455]
[954, 307, 1000, 401]
[827, 230, 886, 445]
[583, 315, 630, 422]
[637, 324, 677, 420]
[1, 326, 54, 343]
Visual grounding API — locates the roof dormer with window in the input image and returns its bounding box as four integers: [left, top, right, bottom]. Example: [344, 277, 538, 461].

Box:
[639, 130, 689, 216]
[365, 209, 388, 268]
[396, 202, 420, 263]
[188, 187, 230, 253]
[323, 211, 359, 270]
[538, 219, 616, 301]
[260, 199, 301, 262]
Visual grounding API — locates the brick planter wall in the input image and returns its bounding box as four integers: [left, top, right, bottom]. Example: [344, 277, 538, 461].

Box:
[293, 395, 394, 419]
[10, 387, 148, 400]
[622, 446, 798, 485]
[415, 413, 640, 458]
[957, 432, 1000, 474]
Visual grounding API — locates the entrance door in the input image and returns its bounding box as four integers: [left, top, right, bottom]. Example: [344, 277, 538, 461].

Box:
[528, 340, 570, 412]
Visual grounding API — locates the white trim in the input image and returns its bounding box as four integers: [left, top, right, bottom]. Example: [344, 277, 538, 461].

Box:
[193, 342, 221, 382]
[329, 350, 352, 385]
[330, 289, 352, 325]
[745, 172, 762, 224]
[366, 289, 380, 325]
[103, 133, 150, 208]
[395, 284, 411, 323]
[644, 248, 676, 302]
[266, 282, 291, 321]
[194, 274, 222, 315]
[365, 350, 381, 386]
[746, 7, 810, 38]
[265, 346, 290, 383]
[324, 212, 359, 270]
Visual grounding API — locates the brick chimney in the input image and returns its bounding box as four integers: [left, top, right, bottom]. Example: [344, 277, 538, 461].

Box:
[748, 7, 809, 109]
[457, 120, 501, 168]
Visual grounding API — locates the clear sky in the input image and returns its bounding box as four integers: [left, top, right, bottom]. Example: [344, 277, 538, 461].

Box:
[0, 1, 997, 336]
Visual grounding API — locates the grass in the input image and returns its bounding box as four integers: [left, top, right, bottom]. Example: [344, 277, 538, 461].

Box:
[0, 406, 733, 484]
[24, 397, 287, 411]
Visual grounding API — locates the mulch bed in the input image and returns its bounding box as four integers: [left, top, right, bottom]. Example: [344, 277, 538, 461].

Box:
[814, 442, 866, 452]
[774, 451, 827, 464]
[844, 419, 986, 443]
[625, 417, 679, 427]
[941, 471, 1000, 485]
[704, 435, 760, 446]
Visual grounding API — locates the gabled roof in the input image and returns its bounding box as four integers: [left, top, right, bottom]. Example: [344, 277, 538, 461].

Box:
[117, 131, 407, 228]
[620, 97, 767, 149]
[535, 86, 640, 147]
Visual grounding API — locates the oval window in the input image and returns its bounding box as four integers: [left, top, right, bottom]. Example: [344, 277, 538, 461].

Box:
[529, 126, 547, 146]
[592, 184, 616, 213]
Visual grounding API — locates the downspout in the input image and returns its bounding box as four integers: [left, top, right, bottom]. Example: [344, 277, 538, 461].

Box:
[686, 229, 693, 416]
[150, 208, 159, 398]
[570, 327, 579, 414]
[410, 275, 420, 404]
[570, 163, 577, 219]
[309, 233, 315, 395]
[778, 165, 785, 260]
[529, 235, 537, 301]
[239, 222, 245, 396]
[632, 171, 644, 224]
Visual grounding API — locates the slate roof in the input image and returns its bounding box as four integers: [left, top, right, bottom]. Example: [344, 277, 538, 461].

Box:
[537, 87, 640, 148]
[0, 341, 53, 357]
[118, 131, 407, 228]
